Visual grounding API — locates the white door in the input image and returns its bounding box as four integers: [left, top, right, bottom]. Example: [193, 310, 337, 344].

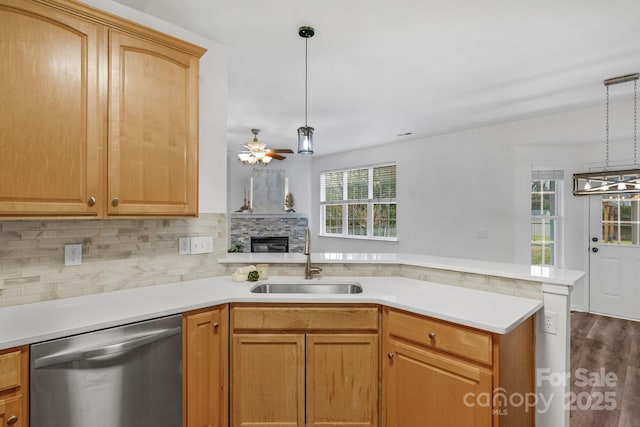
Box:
[589, 194, 640, 320]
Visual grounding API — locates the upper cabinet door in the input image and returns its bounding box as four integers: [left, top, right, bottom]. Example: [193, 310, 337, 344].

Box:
[0, 0, 103, 216]
[108, 30, 199, 217]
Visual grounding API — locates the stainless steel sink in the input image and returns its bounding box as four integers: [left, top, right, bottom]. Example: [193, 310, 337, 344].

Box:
[250, 281, 363, 294]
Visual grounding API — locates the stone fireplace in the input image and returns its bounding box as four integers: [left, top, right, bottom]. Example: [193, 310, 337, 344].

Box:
[229, 213, 308, 253]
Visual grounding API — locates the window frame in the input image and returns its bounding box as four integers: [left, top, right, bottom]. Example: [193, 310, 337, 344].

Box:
[530, 170, 563, 267]
[320, 162, 397, 241]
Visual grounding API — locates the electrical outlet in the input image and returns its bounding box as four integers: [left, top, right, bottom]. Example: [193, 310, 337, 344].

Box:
[64, 243, 83, 266]
[190, 236, 214, 254]
[542, 310, 558, 335]
[178, 237, 191, 255]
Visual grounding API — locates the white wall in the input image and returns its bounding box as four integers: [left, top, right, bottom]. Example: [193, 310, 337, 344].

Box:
[310, 130, 515, 260]
[307, 99, 638, 311]
[81, 0, 228, 214]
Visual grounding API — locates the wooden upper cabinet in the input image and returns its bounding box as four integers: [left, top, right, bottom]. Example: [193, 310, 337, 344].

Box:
[0, 0, 204, 218]
[0, 0, 103, 216]
[108, 30, 200, 216]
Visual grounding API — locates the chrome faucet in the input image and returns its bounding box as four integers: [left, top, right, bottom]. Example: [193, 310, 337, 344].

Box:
[304, 228, 322, 279]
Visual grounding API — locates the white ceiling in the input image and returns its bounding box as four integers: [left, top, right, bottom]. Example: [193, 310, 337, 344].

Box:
[116, 0, 640, 156]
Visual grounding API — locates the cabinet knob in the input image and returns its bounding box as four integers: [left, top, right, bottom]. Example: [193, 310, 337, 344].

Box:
[7, 415, 18, 425]
[388, 352, 395, 359]
[112, 197, 120, 207]
[87, 196, 96, 207]
[428, 332, 436, 340]
[213, 322, 220, 329]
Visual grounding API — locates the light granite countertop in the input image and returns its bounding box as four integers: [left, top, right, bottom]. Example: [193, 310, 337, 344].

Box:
[219, 252, 585, 286]
[0, 275, 543, 350]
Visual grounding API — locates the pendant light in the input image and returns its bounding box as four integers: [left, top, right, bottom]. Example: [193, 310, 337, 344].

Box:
[573, 73, 640, 195]
[297, 26, 315, 155]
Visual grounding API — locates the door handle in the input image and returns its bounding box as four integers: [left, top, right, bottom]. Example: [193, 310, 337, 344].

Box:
[592, 247, 599, 253]
[33, 326, 181, 368]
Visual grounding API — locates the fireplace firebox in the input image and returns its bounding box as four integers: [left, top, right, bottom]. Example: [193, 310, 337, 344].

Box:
[251, 236, 289, 253]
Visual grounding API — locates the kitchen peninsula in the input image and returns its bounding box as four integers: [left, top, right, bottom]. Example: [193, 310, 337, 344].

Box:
[0, 252, 583, 427]
[220, 251, 584, 427]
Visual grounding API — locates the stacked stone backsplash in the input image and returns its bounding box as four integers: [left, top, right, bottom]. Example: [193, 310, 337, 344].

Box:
[229, 214, 308, 253]
[0, 213, 227, 307]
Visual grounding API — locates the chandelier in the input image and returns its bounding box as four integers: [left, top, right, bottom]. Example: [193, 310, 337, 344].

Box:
[573, 73, 640, 195]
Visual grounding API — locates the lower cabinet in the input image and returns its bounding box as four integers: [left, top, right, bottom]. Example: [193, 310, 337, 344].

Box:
[382, 307, 535, 427]
[0, 346, 28, 427]
[183, 304, 229, 427]
[230, 304, 380, 427]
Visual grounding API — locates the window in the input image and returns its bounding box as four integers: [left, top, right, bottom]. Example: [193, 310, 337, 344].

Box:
[530, 170, 563, 266]
[320, 163, 397, 240]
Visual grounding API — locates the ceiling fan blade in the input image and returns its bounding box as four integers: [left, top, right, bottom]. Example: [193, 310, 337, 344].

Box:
[268, 148, 294, 153]
[266, 152, 286, 160]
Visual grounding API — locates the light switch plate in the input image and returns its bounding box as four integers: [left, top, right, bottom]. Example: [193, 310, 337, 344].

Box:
[190, 236, 213, 254]
[64, 244, 83, 266]
[178, 237, 191, 255]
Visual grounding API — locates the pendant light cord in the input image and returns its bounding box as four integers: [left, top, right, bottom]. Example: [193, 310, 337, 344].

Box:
[304, 37, 308, 127]
[634, 79, 638, 165]
[605, 84, 610, 169]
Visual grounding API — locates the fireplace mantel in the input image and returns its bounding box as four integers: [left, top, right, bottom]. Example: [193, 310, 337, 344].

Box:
[230, 212, 307, 219]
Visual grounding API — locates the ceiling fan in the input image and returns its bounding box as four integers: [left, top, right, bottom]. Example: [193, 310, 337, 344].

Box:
[237, 129, 294, 165]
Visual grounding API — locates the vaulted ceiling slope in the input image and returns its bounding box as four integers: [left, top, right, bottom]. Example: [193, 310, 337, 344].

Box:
[116, 0, 640, 155]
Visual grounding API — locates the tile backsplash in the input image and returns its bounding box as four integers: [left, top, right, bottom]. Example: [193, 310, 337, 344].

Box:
[0, 213, 227, 307]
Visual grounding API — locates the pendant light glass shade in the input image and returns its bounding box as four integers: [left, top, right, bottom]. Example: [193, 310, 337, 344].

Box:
[297, 126, 314, 154]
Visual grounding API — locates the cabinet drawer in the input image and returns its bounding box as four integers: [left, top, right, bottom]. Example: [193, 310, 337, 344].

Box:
[0, 351, 21, 392]
[232, 305, 379, 331]
[384, 308, 492, 365]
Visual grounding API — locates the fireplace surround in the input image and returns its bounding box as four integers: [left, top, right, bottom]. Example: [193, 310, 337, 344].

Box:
[229, 213, 308, 253]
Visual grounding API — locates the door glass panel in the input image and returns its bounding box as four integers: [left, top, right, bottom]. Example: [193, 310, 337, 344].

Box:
[601, 195, 640, 245]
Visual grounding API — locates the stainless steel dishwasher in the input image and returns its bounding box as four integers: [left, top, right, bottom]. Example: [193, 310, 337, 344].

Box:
[30, 314, 182, 427]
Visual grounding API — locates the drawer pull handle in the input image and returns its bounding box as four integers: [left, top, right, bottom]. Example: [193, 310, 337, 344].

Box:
[87, 196, 96, 207]
[388, 352, 395, 359]
[112, 197, 120, 207]
[7, 415, 18, 425]
[428, 332, 436, 340]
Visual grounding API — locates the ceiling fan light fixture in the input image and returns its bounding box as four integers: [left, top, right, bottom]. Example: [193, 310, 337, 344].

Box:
[297, 26, 315, 155]
[238, 128, 293, 166]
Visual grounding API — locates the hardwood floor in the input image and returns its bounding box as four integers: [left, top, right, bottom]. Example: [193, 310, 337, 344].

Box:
[570, 311, 640, 427]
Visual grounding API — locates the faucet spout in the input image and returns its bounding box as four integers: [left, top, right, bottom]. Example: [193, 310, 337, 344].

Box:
[304, 228, 322, 279]
[304, 228, 310, 255]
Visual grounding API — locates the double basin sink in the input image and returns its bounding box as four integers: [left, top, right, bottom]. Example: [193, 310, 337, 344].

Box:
[250, 280, 363, 294]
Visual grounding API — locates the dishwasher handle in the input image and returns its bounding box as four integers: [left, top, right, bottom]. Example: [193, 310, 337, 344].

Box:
[33, 326, 181, 369]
